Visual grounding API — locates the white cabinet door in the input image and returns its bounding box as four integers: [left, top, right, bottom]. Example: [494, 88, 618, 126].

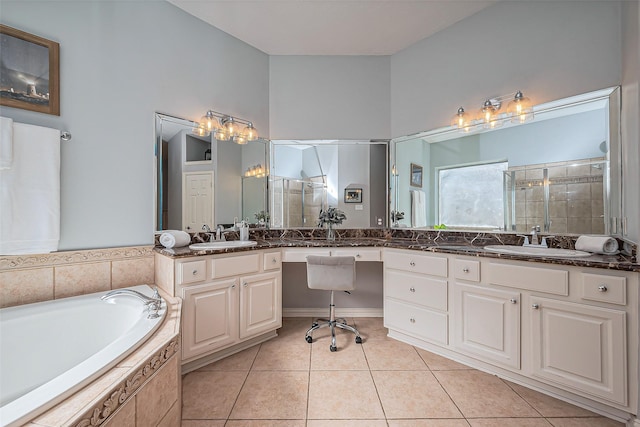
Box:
[239, 272, 282, 339]
[182, 278, 238, 361]
[530, 296, 627, 405]
[454, 283, 521, 369]
[183, 172, 214, 232]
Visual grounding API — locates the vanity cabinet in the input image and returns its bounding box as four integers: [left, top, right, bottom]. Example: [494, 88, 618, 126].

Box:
[383, 249, 449, 345]
[382, 249, 638, 415]
[155, 249, 282, 366]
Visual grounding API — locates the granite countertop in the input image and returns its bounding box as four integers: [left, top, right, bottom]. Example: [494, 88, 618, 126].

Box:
[154, 228, 639, 272]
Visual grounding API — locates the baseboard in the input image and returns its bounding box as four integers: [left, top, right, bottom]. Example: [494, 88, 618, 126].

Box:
[283, 307, 383, 317]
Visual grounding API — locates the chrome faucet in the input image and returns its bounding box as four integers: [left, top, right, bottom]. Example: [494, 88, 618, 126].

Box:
[216, 224, 226, 241]
[101, 287, 162, 319]
[530, 225, 540, 246]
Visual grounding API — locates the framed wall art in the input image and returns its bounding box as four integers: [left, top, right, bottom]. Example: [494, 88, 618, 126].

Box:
[410, 163, 423, 187]
[344, 188, 363, 203]
[0, 25, 60, 115]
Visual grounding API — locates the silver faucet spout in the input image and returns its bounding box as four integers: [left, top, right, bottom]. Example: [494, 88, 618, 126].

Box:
[530, 225, 540, 246]
[101, 287, 163, 318]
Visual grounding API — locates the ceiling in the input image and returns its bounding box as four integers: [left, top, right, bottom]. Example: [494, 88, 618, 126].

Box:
[168, 0, 497, 56]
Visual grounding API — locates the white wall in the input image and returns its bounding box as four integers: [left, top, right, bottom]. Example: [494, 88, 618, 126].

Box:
[269, 56, 391, 140]
[621, 1, 640, 244]
[0, 1, 269, 250]
[391, 1, 622, 137]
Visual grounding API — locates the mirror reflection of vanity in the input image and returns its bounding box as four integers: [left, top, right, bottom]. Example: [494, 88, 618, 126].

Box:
[391, 87, 624, 236]
[154, 113, 268, 232]
[270, 140, 389, 228]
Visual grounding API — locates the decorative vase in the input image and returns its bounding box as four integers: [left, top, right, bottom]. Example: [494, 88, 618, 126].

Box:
[326, 223, 335, 241]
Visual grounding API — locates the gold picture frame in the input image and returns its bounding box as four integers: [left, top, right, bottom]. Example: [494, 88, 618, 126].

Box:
[0, 25, 60, 115]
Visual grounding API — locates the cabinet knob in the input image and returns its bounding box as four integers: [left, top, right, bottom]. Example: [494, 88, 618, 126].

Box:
[192, 270, 198, 276]
[532, 303, 540, 309]
[272, 258, 277, 264]
[243, 282, 248, 287]
[463, 267, 469, 273]
[231, 284, 236, 288]
[409, 261, 416, 267]
[598, 285, 608, 292]
[510, 298, 517, 304]
[356, 253, 361, 258]
[410, 317, 416, 323]
[409, 287, 415, 292]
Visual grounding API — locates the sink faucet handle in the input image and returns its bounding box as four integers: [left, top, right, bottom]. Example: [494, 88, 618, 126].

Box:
[540, 235, 555, 248]
[517, 234, 530, 246]
[151, 286, 161, 300]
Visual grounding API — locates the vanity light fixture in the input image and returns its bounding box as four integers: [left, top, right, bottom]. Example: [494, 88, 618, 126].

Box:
[244, 164, 266, 178]
[452, 90, 534, 133]
[196, 110, 259, 144]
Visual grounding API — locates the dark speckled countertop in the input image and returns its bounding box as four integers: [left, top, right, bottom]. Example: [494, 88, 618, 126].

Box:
[154, 228, 639, 272]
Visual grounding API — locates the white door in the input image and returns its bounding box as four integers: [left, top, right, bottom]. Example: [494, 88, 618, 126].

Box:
[454, 283, 521, 369]
[530, 296, 627, 405]
[183, 172, 214, 232]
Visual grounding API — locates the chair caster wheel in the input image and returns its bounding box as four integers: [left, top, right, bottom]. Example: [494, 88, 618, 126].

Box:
[355, 336, 362, 344]
[305, 336, 313, 343]
[330, 345, 337, 352]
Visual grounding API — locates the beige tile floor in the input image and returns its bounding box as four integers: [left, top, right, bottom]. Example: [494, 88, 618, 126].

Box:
[181, 317, 624, 427]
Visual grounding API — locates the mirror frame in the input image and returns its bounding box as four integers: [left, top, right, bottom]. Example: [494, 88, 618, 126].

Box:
[390, 86, 624, 237]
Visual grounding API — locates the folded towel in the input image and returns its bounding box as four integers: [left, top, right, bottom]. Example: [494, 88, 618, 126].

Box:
[0, 117, 13, 170]
[159, 230, 191, 248]
[575, 235, 619, 255]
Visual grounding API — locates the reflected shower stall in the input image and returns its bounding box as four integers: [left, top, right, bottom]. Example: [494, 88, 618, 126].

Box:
[270, 176, 327, 228]
[504, 158, 608, 234]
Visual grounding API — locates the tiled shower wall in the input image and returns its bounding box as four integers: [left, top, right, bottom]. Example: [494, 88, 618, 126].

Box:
[511, 158, 606, 234]
[0, 246, 155, 308]
[270, 177, 325, 228]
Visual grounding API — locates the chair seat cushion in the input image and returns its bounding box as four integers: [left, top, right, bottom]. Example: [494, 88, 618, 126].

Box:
[306, 255, 356, 291]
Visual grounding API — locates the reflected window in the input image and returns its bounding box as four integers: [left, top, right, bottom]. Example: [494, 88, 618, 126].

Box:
[438, 161, 508, 229]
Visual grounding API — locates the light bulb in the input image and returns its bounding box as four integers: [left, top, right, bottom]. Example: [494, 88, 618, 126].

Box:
[243, 123, 259, 141]
[192, 122, 210, 137]
[507, 91, 534, 123]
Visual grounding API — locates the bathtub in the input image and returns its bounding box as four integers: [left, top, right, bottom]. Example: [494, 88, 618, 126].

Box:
[0, 284, 166, 427]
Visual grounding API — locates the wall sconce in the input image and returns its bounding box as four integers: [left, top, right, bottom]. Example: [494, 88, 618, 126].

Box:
[195, 110, 259, 144]
[244, 164, 266, 178]
[452, 90, 533, 133]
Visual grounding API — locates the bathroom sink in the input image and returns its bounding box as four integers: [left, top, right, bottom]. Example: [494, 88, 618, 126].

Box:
[483, 245, 591, 258]
[189, 241, 258, 250]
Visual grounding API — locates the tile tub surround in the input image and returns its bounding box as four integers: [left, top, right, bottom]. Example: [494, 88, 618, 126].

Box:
[21, 293, 181, 427]
[0, 246, 154, 308]
[155, 229, 638, 271]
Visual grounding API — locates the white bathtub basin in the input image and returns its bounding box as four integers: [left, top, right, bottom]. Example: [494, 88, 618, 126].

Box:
[189, 240, 258, 250]
[484, 245, 591, 258]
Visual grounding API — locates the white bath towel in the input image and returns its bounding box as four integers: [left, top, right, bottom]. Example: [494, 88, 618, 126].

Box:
[0, 117, 13, 169]
[411, 190, 427, 228]
[575, 235, 619, 255]
[160, 230, 191, 248]
[0, 122, 60, 254]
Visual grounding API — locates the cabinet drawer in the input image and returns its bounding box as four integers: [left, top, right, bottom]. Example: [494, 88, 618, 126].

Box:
[179, 259, 208, 284]
[385, 270, 447, 311]
[263, 251, 282, 271]
[384, 250, 448, 277]
[212, 253, 260, 279]
[281, 248, 332, 262]
[332, 248, 381, 261]
[581, 273, 626, 305]
[454, 259, 480, 282]
[488, 262, 568, 296]
[384, 298, 448, 345]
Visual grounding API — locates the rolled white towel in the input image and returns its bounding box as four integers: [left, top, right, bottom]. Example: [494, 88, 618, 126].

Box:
[575, 235, 619, 255]
[160, 230, 191, 248]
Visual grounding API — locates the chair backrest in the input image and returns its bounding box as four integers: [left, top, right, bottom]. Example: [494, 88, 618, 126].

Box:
[306, 255, 356, 291]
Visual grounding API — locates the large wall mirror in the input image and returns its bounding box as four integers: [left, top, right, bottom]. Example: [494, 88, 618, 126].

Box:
[270, 140, 389, 228]
[391, 87, 624, 236]
[154, 113, 268, 232]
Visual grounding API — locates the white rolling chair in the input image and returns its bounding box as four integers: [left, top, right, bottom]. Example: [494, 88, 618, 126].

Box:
[304, 255, 362, 352]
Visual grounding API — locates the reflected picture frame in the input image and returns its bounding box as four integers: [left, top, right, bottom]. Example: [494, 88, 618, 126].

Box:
[410, 163, 423, 187]
[0, 25, 60, 115]
[344, 188, 363, 203]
